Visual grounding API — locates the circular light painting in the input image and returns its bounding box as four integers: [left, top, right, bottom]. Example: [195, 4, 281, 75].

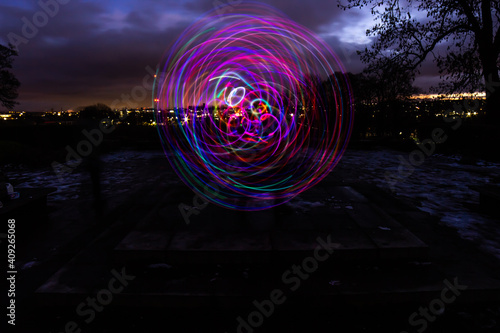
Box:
[154, 2, 354, 210]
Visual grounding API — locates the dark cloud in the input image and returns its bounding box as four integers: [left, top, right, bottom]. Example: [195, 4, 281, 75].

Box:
[263, 0, 345, 31]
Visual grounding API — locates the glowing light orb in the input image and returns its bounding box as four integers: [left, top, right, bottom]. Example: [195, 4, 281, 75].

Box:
[154, 2, 354, 210]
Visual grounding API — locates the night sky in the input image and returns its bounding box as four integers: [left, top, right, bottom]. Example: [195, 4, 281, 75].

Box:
[0, 0, 440, 112]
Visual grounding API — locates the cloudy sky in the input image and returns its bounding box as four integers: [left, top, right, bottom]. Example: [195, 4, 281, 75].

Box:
[0, 0, 438, 111]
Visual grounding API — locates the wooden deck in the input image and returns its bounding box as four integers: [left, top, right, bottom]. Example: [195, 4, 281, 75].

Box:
[112, 186, 428, 265]
[34, 181, 500, 311]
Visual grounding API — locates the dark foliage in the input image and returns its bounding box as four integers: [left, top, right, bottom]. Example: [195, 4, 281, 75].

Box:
[339, 0, 500, 122]
[0, 44, 20, 110]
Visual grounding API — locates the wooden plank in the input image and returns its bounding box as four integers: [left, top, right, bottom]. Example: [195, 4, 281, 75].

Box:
[36, 264, 500, 308]
[35, 263, 111, 307]
[347, 202, 428, 260]
[272, 230, 377, 261]
[271, 230, 333, 251]
[330, 185, 428, 260]
[167, 230, 272, 264]
[325, 186, 370, 203]
[298, 186, 330, 201]
[114, 230, 172, 264]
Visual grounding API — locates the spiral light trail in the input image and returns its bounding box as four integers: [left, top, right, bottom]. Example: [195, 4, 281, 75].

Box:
[155, 2, 354, 210]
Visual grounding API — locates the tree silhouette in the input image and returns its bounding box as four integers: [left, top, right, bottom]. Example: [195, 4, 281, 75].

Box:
[349, 63, 418, 137]
[78, 103, 113, 120]
[0, 44, 20, 110]
[339, 0, 500, 122]
[361, 58, 416, 104]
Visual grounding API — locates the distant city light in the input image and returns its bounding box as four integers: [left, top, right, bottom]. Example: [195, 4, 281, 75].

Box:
[410, 92, 486, 100]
